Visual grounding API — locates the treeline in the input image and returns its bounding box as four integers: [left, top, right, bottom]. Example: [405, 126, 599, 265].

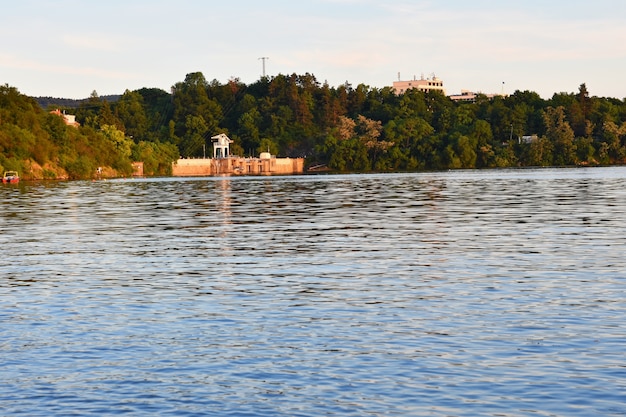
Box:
[67, 72, 626, 170]
[3, 72, 626, 179]
[0, 84, 177, 179]
[36, 94, 121, 110]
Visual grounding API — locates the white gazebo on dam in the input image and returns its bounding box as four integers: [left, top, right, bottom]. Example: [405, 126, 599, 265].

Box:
[211, 133, 233, 158]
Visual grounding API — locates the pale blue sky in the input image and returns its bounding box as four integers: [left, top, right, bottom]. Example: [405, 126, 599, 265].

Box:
[2, 0, 625, 99]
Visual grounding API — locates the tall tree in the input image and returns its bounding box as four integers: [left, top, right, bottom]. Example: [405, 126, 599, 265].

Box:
[171, 72, 222, 155]
[543, 106, 576, 165]
[116, 89, 148, 141]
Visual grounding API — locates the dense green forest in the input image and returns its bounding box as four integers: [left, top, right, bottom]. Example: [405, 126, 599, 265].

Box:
[2, 72, 626, 179]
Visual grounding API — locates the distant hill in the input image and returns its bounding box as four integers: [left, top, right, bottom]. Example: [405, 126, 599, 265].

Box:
[34, 94, 121, 109]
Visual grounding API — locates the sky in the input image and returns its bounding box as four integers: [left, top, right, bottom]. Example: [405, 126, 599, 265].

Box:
[2, 0, 626, 100]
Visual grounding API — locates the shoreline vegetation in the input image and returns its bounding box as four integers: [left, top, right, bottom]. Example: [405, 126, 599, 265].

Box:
[2, 73, 626, 180]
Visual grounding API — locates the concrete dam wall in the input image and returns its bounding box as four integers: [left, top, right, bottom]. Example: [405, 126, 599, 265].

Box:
[172, 156, 305, 177]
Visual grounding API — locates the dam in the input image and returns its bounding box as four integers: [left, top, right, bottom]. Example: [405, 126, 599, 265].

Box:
[172, 155, 304, 176]
[171, 133, 304, 176]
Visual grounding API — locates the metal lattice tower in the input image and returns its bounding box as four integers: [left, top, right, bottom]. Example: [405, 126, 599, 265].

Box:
[258, 57, 269, 77]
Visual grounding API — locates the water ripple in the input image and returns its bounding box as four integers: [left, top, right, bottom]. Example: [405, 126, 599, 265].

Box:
[1, 168, 626, 416]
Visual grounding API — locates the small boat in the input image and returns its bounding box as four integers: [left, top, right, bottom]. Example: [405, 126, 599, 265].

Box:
[307, 164, 330, 172]
[2, 171, 19, 183]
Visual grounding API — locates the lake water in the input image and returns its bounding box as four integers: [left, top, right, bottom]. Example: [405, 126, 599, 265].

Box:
[1, 167, 625, 416]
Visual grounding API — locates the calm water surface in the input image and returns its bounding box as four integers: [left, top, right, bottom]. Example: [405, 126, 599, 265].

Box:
[1, 167, 625, 416]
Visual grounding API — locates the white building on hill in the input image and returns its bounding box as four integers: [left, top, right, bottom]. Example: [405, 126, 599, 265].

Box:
[392, 74, 446, 95]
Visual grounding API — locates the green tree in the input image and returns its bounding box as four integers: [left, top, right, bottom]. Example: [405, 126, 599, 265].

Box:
[385, 116, 434, 151]
[258, 138, 279, 155]
[116, 89, 149, 141]
[135, 87, 174, 142]
[76, 90, 104, 128]
[574, 83, 592, 137]
[180, 115, 208, 157]
[238, 108, 262, 154]
[172, 72, 222, 150]
[100, 124, 134, 172]
[356, 114, 392, 166]
[601, 120, 626, 162]
[99, 100, 123, 130]
[132, 140, 179, 175]
[528, 137, 554, 166]
[543, 106, 576, 165]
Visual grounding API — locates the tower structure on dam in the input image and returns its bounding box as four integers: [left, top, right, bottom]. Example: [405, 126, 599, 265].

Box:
[172, 133, 304, 176]
[211, 133, 233, 158]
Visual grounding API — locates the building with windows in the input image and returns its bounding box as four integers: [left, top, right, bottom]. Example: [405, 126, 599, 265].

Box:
[392, 74, 445, 95]
[448, 90, 479, 102]
[211, 133, 233, 158]
[449, 90, 506, 103]
[392, 73, 507, 103]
